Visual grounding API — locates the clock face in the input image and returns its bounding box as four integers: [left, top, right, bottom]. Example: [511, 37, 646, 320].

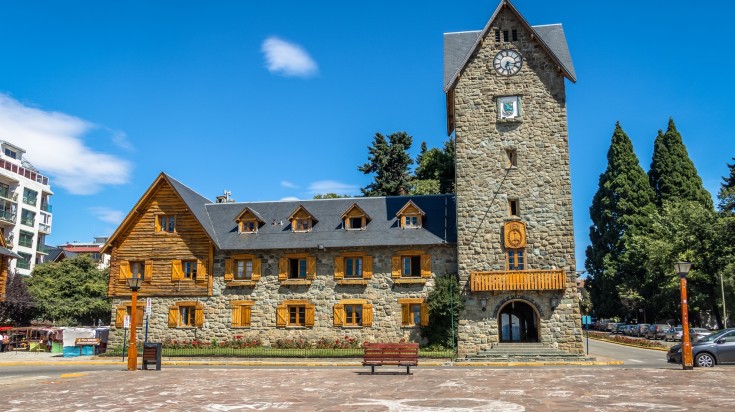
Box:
[493, 49, 522, 76]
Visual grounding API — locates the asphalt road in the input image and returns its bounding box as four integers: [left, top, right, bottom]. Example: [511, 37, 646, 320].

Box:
[586, 338, 670, 368]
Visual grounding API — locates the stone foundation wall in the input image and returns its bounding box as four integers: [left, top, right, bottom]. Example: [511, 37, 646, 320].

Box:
[108, 245, 457, 348]
[457, 272, 584, 358]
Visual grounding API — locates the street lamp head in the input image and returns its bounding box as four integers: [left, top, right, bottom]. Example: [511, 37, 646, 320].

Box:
[127, 274, 143, 291]
[675, 261, 692, 278]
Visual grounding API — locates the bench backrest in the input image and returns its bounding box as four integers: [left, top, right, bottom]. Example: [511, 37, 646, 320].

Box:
[364, 342, 418, 359]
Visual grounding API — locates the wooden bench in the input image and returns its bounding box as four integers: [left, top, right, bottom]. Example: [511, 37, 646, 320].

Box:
[362, 342, 419, 374]
[142, 343, 162, 370]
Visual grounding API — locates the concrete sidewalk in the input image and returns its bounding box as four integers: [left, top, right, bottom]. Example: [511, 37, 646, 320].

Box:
[0, 364, 731, 411]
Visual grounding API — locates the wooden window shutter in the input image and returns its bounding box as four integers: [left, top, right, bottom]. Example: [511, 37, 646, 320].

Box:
[420, 302, 429, 326]
[135, 305, 145, 325]
[334, 257, 344, 280]
[154, 215, 161, 232]
[278, 258, 288, 281]
[401, 303, 410, 325]
[242, 305, 251, 326]
[197, 259, 207, 279]
[168, 306, 179, 327]
[145, 260, 153, 279]
[195, 303, 205, 327]
[421, 254, 432, 278]
[306, 257, 317, 280]
[363, 304, 373, 327]
[252, 258, 262, 281]
[115, 306, 126, 327]
[119, 261, 131, 280]
[305, 303, 315, 327]
[171, 260, 183, 281]
[276, 304, 287, 327]
[231, 305, 241, 327]
[333, 304, 345, 326]
[391, 256, 401, 278]
[224, 259, 234, 281]
[363, 256, 373, 279]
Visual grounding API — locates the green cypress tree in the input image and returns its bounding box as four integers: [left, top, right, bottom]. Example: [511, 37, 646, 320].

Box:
[648, 118, 714, 209]
[585, 122, 656, 318]
[718, 157, 735, 215]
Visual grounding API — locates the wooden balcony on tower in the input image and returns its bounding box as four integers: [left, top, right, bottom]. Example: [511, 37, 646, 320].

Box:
[470, 269, 566, 292]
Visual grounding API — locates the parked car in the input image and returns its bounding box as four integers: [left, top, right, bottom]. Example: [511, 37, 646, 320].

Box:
[606, 323, 620, 333]
[691, 328, 713, 341]
[645, 324, 669, 340]
[664, 326, 682, 342]
[636, 324, 650, 337]
[614, 324, 627, 334]
[624, 325, 638, 336]
[667, 328, 735, 367]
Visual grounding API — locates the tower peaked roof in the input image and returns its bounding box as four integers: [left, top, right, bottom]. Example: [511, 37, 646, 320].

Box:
[443, 0, 576, 93]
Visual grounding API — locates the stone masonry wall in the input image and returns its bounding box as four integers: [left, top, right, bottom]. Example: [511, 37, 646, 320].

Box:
[453, 8, 583, 357]
[108, 245, 457, 348]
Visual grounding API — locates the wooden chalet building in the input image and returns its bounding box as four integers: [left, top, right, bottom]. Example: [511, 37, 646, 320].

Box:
[104, 0, 585, 359]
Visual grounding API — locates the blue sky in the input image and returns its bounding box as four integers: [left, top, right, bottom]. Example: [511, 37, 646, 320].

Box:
[1, 1, 734, 272]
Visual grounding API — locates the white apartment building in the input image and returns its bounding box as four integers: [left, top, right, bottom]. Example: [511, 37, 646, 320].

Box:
[0, 141, 53, 276]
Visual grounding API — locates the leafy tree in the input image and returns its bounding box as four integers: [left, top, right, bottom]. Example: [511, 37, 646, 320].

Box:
[633, 201, 732, 328]
[313, 193, 349, 199]
[414, 138, 455, 194]
[408, 179, 440, 195]
[359, 131, 414, 196]
[0, 270, 36, 325]
[422, 274, 463, 349]
[648, 118, 714, 209]
[26, 255, 111, 326]
[585, 122, 656, 318]
[718, 157, 735, 215]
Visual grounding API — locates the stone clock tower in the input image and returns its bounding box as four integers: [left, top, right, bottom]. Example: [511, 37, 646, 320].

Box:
[444, 0, 584, 358]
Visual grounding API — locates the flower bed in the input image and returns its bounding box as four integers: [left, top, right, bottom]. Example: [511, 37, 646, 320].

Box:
[587, 331, 669, 350]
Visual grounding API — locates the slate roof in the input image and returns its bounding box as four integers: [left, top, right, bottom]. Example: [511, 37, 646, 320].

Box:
[443, 1, 576, 91]
[0, 246, 20, 259]
[164, 173, 457, 251]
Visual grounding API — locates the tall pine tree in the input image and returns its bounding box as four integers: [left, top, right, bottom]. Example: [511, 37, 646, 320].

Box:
[585, 122, 656, 318]
[718, 157, 735, 215]
[359, 131, 414, 196]
[648, 118, 714, 209]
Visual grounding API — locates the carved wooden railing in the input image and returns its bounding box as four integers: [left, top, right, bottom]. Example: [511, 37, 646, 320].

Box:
[470, 270, 566, 292]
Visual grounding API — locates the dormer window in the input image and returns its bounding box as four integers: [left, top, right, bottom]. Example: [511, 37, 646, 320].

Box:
[341, 203, 370, 231]
[396, 200, 425, 229]
[289, 206, 317, 233]
[234, 207, 265, 234]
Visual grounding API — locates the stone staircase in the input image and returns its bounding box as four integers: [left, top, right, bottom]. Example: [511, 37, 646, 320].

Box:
[464, 343, 595, 363]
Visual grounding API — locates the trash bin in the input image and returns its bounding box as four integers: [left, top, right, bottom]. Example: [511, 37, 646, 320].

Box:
[142, 342, 162, 370]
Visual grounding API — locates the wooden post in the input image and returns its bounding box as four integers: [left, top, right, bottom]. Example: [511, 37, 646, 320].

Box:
[680, 275, 693, 370]
[128, 290, 138, 371]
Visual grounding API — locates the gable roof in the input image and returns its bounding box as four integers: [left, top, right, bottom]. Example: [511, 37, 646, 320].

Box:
[234, 207, 266, 224]
[443, 0, 576, 92]
[340, 203, 371, 221]
[101, 172, 217, 253]
[288, 205, 318, 223]
[396, 200, 426, 217]
[205, 194, 457, 251]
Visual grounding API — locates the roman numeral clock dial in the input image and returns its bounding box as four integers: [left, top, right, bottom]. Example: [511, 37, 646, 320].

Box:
[493, 49, 522, 76]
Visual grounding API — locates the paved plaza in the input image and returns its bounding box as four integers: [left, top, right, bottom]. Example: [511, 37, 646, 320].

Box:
[0, 364, 733, 411]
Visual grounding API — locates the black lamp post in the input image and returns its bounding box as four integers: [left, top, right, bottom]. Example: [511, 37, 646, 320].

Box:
[675, 261, 693, 370]
[127, 274, 143, 371]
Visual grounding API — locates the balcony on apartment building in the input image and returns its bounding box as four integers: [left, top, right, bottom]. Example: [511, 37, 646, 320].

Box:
[39, 223, 51, 234]
[470, 269, 567, 292]
[0, 158, 49, 186]
[0, 207, 16, 225]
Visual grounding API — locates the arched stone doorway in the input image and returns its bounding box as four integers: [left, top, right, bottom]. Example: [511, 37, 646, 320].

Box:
[498, 300, 539, 342]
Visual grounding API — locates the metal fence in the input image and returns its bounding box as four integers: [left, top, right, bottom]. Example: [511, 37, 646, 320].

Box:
[103, 345, 456, 359]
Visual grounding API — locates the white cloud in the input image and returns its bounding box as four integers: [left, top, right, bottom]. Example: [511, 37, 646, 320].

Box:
[89, 207, 125, 225]
[308, 180, 357, 196]
[262, 36, 318, 78]
[281, 180, 298, 189]
[111, 130, 134, 152]
[0, 94, 132, 195]
[280, 196, 300, 201]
